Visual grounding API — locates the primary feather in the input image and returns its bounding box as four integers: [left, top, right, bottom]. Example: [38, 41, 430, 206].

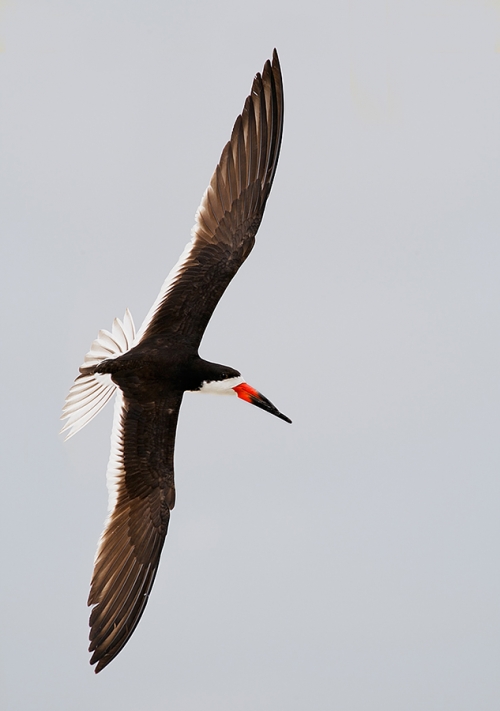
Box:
[61, 50, 284, 673]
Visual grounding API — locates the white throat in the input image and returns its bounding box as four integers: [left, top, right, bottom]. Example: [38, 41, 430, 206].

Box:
[195, 375, 245, 395]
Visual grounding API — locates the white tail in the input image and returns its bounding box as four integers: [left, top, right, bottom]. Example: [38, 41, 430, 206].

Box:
[61, 309, 135, 440]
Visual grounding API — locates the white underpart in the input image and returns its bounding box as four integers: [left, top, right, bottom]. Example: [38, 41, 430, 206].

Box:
[195, 375, 245, 395]
[134, 237, 196, 343]
[93, 389, 126, 563]
[60, 309, 135, 440]
[134, 183, 218, 344]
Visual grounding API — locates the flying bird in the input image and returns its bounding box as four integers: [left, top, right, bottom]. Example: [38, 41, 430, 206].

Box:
[61, 50, 289, 673]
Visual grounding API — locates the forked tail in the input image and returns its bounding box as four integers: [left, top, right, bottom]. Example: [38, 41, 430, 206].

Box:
[60, 309, 135, 440]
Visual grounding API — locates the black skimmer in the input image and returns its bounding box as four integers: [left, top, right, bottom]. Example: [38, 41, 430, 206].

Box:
[61, 50, 290, 673]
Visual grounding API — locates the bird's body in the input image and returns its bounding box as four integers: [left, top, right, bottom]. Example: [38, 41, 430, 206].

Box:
[62, 50, 289, 673]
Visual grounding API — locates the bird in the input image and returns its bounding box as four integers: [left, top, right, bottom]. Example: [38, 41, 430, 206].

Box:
[61, 50, 290, 673]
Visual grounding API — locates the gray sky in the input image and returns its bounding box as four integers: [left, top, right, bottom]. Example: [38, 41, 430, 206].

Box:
[2, 1, 500, 709]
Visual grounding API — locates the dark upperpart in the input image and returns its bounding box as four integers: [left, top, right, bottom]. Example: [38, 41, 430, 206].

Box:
[92, 349, 291, 423]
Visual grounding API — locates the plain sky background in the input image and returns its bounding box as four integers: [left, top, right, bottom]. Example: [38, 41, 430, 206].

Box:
[2, 1, 500, 709]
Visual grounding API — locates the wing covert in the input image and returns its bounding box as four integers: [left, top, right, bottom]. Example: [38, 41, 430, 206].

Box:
[135, 50, 284, 348]
[87, 393, 182, 673]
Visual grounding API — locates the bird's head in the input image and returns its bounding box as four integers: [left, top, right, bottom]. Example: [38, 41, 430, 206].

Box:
[197, 366, 291, 424]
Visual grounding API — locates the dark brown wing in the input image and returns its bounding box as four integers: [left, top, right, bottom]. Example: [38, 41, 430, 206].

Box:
[135, 50, 284, 349]
[87, 392, 182, 673]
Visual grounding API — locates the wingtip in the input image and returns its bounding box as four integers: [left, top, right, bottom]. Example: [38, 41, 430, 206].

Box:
[90, 649, 110, 674]
[90, 656, 107, 674]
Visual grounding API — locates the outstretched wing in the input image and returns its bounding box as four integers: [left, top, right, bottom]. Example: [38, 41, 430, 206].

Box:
[87, 392, 182, 673]
[135, 50, 284, 349]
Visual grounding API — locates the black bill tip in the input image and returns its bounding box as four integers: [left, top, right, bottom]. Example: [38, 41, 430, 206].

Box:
[233, 383, 291, 424]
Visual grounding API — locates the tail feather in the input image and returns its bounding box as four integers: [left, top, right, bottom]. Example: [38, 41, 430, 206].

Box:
[61, 309, 135, 440]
